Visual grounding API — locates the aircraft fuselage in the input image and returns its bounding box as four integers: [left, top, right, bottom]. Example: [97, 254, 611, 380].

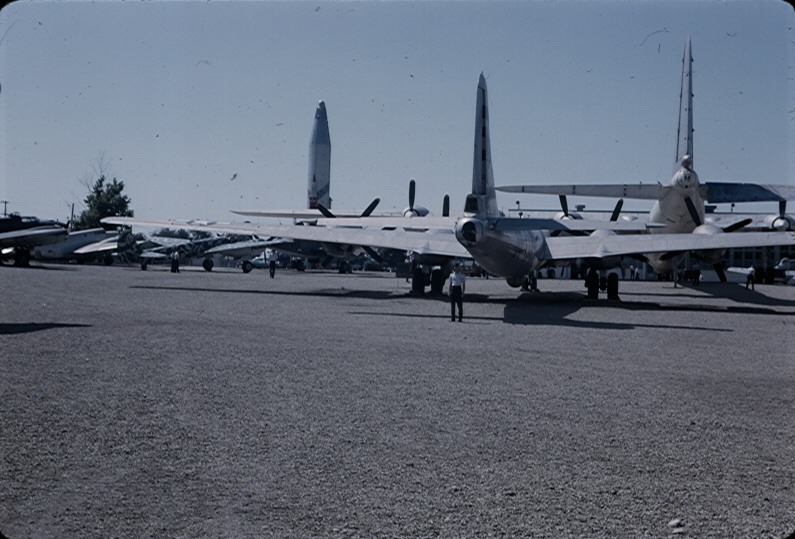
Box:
[455, 216, 547, 286]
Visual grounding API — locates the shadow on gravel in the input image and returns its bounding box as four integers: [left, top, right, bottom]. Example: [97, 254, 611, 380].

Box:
[130, 284, 398, 300]
[0, 264, 78, 271]
[620, 283, 795, 307]
[0, 323, 92, 335]
[517, 290, 792, 317]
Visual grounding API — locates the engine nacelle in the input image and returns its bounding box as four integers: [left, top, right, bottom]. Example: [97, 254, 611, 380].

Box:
[553, 211, 582, 221]
[454, 217, 485, 247]
[402, 206, 430, 218]
[763, 213, 795, 231]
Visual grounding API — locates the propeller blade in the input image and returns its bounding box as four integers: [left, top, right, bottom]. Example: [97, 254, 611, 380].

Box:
[360, 198, 381, 217]
[713, 263, 727, 283]
[722, 218, 753, 233]
[408, 179, 416, 211]
[559, 195, 569, 217]
[609, 199, 624, 222]
[780, 200, 787, 216]
[683, 196, 702, 227]
[442, 194, 450, 217]
[362, 245, 383, 263]
[316, 203, 335, 219]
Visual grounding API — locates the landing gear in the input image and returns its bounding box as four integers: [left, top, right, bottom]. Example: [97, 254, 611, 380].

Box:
[13, 247, 31, 267]
[584, 269, 620, 300]
[606, 273, 620, 300]
[202, 258, 214, 272]
[103, 254, 113, 266]
[430, 268, 445, 294]
[585, 268, 599, 299]
[140, 261, 148, 270]
[411, 266, 425, 294]
[241, 260, 253, 273]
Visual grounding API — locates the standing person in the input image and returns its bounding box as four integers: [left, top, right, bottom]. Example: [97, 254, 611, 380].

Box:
[746, 266, 755, 290]
[269, 258, 276, 278]
[170, 250, 180, 273]
[447, 264, 466, 322]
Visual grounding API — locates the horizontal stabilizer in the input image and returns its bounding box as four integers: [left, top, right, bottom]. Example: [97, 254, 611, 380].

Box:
[493, 217, 658, 232]
[497, 183, 664, 200]
[543, 231, 795, 261]
[704, 183, 795, 203]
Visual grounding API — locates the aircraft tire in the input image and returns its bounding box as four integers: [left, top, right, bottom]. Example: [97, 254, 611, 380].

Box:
[14, 248, 31, 267]
[103, 254, 113, 266]
[141, 261, 148, 271]
[411, 267, 425, 294]
[242, 261, 253, 273]
[202, 258, 214, 272]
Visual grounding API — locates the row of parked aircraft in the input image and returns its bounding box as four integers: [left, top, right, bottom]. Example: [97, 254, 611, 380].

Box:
[100, 37, 795, 297]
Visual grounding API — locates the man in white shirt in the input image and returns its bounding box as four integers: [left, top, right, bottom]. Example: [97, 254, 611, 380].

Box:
[447, 264, 466, 322]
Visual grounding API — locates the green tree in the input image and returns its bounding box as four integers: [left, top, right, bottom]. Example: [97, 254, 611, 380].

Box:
[74, 175, 133, 230]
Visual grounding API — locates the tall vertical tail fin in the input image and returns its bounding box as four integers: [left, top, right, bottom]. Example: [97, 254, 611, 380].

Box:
[464, 73, 500, 217]
[308, 101, 331, 209]
[674, 36, 694, 169]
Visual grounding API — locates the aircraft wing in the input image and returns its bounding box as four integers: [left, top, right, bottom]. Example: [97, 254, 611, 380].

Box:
[703, 183, 795, 203]
[498, 182, 795, 203]
[102, 217, 470, 258]
[138, 251, 169, 260]
[146, 236, 193, 248]
[0, 226, 68, 248]
[232, 209, 394, 219]
[497, 183, 665, 200]
[72, 237, 120, 255]
[543, 231, 795, 261]
[313, 216, 658, 232]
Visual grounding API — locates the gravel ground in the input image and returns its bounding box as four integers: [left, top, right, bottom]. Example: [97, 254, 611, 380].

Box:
[1, 263, 794, 538]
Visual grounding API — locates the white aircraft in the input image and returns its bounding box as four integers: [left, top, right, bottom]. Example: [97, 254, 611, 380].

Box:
[498, 36, 795, 282]
[103, 73, 795, 298]
[0, 213, 68, 266]
[31, 228, 119, 265]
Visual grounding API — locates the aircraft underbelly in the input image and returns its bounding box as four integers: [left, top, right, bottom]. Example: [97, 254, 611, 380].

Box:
[466, 230, 542, 278]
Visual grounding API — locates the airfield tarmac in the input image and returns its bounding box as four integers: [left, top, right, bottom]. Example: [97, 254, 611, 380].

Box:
[1, 263, 793, 539]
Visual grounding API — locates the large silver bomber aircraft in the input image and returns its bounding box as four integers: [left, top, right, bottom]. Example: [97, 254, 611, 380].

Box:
[103, 73, 795, 296]
[498, 37, 795, 282]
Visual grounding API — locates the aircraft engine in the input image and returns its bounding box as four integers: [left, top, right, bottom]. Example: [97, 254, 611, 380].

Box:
[403, 205, 430, 217]
[454, 218, 485, 247]
[763, 213, 794, 231]
[553, 210, 582, 221]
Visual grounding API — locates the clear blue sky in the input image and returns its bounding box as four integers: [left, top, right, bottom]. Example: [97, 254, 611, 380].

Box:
[1, 0, 792, 222]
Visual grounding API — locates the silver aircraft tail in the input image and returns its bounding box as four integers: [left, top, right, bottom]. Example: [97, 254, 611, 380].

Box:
[308, 101, 331, 209]
[464, 73, 501, 217]
[674, 35, 694, 169]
